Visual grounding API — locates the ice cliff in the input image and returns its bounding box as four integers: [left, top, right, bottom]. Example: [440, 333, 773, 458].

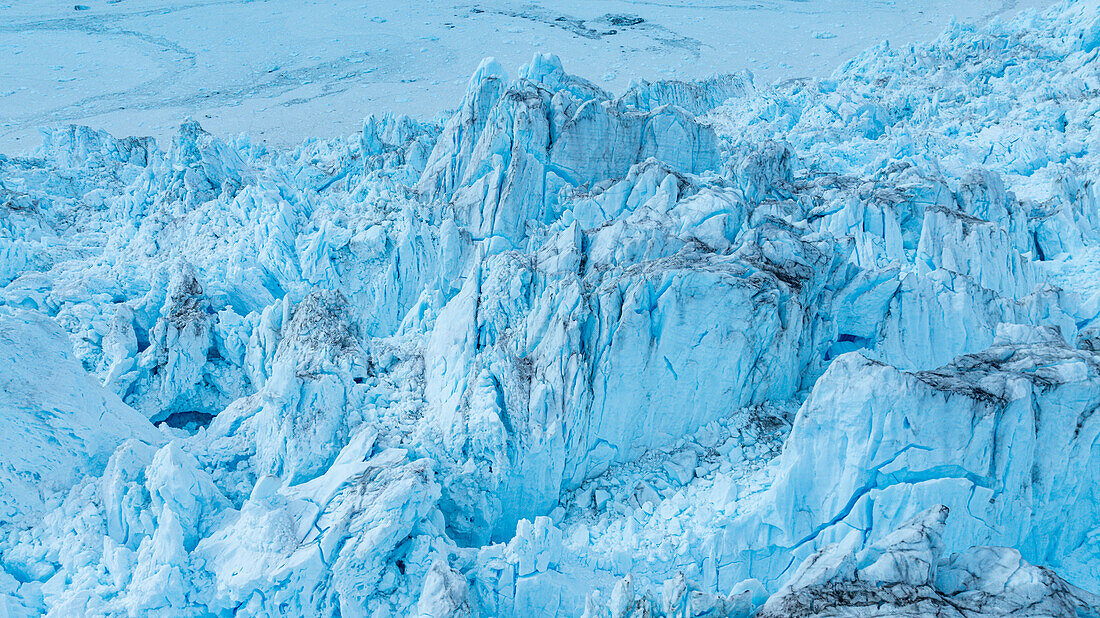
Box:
[2, 1, 1100, 616]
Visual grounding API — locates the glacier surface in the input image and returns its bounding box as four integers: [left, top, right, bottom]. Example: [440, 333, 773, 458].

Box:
[2, 1, 1100, 616]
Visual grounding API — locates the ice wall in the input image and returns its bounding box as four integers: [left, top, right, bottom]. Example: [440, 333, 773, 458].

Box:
[1, 1, 1100, 616]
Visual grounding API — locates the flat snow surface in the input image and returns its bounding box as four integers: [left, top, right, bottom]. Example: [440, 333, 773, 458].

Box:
[0, 0, 1054, 153]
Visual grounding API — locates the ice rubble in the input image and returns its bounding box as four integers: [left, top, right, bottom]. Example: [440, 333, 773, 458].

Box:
[2, 1, 1100, 616]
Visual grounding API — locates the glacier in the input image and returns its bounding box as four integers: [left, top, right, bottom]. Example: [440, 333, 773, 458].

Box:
[2, 1, 1100, 616]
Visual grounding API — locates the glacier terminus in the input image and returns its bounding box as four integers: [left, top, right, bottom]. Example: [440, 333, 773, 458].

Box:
[1, 1, 1100, 617]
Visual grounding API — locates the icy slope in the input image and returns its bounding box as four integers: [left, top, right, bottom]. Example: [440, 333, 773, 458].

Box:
[1, 0, 1100, 616]
[0, 309, 161, 524]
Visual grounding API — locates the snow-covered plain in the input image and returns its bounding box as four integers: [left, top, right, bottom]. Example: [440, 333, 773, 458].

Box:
[0, 0, 1055, 153]
[3, 0, 1100, 616]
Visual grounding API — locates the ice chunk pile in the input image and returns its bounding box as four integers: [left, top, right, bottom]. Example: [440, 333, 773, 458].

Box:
[2, 1, 1100, 616]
